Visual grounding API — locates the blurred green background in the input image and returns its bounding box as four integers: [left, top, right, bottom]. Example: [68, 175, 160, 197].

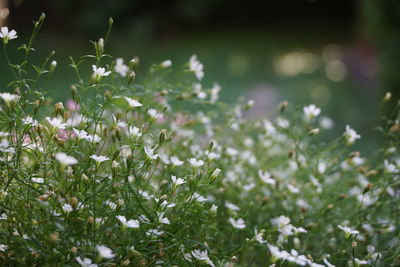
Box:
[1, 0, 399, 152]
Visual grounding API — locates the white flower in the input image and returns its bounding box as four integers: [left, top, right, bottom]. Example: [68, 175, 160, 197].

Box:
[384, 160, 397, 173]
[191, 192, 207, 202]
[191, 249, 215, 267]
[320, 116, 334, 129]
[0, 140, 15, 153]
[90, 155, 110, 163]
[76, 257, 98, 267]
[171, 175, 186, 186]
[32, 177, 44, 184]
[92, 65, 111, 81]
[161, 59, 172, 68]
[354, 258, 368, 265]
[210, 83, 221, 104]
[189, 55, 204, 80]
[210, 204, 218, 213]
[0, 244, 8, 252]
[147, 109, 160, 118]
[323, 258, 336, 267]
[170, 156, 183, 166]
[128, 126, 142, 137]
[55, 152, 78, 165]
[0, 92, 20, 103]
[343, 125, 361, 144]
[114, 58, 129, 76]
[124, 96, 142, 108]
[157, 212, 170, 224]
[188, 158, 204, 167]
[46, 117, 67, 130]
[271, 215, 291, 228]
[338, 225, 359, 238]
[0, 27, 17, 44]
[116, 215, 140, 228]
[225, 202, 240, 211]
[258, 170, 276, 185]
[22, 116, 38, 126]
[303, 104, 321, 120]
[229, 217, 246, 229]
[211, 168, 221, 179]
[144, 147, 159, 160]
[62, 204, 73, 213]
[73, 128, 90, 140]
[96, 245, 115, 259]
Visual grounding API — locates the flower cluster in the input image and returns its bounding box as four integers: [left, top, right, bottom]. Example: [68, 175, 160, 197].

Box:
[0, 20, 398, 266]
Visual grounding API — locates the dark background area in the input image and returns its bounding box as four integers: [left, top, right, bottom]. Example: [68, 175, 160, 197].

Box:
[1, 0, 400, 152]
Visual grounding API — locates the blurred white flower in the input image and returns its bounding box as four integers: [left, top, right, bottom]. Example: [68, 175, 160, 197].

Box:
[144, 147, 159, 160]
[343, 125, 361, 145]
[188, 158, 204, 167]
[0, 92, 20, 103]
[76, 257, 98, 267]
[170, 156, 183, 166]
[114, 58, 129, 76]
[62, 204, 73, 213]
[258, 170, 276, 185]
[96, 245, 115, 259]
[55, 152, 78, 165]
[161, 59, 172, 68]
[0, 27, 17, 44]
[116, 215, 140, 228]
[92, 65, 111, 81]
[229, 217, 246, 229]
[189, 55, 204, 80]
[303, 104, 321, 121]
[124, 96, 142, 108]
[32, 178, 44, 184]
[90, 155, 109, 163]
[338, 225, 359, 238]
[46, 117, 67, 130]
[157, 212, 170, 224]
[171, 175, 186, 186]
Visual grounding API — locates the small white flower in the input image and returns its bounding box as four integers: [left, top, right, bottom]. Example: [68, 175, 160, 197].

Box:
[55, 152, 78, 165]
[128, 126, 142, 137]
[46, 117, 67, 130]
[189, 55, 204, 80]
[161, 59, 172, 68]
[211, 168, 221, 179]
[229, 217, 246, 229]
[32, 177, 44, 184]
[73, 128, 90, 140]
[343, 125, 361, 144]
[171, 175, 186, 186]
[76, 257, 98, 267]
[258, 170, 276, 185]
[225, 202, 240, 211]
[157, 212, 170, 224]
[170, 156, 183, 166]
[116, 215, 140, 228]
[303, 104, 321, 120]
[210, 83, 221, 104]
[0, 244, 8, 252]
[62, 204, 73, 213]
[0, 27, 17, 44]
[188, 158, 204, 167]
[0, 92, 20, 103]
[147, 108, 160, 118]
[124, 96, 142, 108]
[96, 245, 115, 259]
[22, 116, 38, 126]
[92, 65, 111, 81]
[144, 147, 159, 160]
[191, 192, 207, 202]
[114, 58, 129, 76]
[210, 204, 218, 213]
[338, 225, 359, 238]
[90, 155, 110, 164]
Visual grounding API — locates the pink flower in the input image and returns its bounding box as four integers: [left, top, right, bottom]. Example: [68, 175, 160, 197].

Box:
[66, 99, 80, 111]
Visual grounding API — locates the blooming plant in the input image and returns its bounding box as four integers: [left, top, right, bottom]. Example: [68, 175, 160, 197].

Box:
[0, 15, 399, 266]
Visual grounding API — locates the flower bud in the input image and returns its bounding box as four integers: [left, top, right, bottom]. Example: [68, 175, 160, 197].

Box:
[49, 60, 57, 73]
[383, 92, 392, 102]
[211, 168, 221, 179]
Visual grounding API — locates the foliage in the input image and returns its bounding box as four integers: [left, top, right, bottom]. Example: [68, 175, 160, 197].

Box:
[0, 15, 399, 266]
